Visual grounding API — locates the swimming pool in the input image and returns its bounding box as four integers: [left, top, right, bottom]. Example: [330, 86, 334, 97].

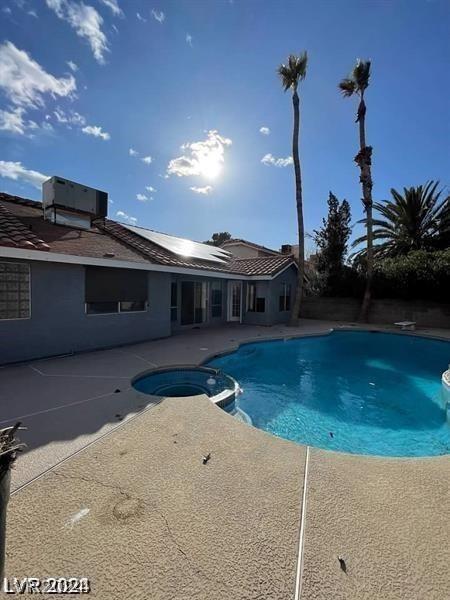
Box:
[132, 366, 239, 407]
[207, 331, 450, 457]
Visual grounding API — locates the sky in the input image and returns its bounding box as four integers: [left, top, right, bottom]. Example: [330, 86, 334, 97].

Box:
[0, 0, 449, 253]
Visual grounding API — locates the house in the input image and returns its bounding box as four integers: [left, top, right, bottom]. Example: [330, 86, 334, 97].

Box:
[220, 238, 282, 259]
[0, 177, 297, 365]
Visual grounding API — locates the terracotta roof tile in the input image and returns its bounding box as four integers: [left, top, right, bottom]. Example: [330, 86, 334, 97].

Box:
[0, 195, 145, 263]
[100, 219, 294, 276]
[0, 202, 50, 251]
[0, 192, 295, 278]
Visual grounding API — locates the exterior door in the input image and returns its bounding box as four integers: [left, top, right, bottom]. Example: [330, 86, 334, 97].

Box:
[181, 281, 207, 325]
[227, 281, 242, 322]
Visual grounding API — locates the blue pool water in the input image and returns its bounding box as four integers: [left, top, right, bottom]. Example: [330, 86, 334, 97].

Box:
[133, 367, 236, 398]
[207, 331, 450, 457]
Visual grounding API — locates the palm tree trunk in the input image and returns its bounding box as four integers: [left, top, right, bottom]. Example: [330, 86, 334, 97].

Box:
[290, 88, 305, 326]
[355, 95, 373, 322]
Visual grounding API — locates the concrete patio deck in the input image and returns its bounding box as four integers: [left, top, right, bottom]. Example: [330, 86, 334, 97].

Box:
[3, 320, 450, 599]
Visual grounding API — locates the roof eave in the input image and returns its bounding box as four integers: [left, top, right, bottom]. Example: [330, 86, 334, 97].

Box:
[0, 245, 295, 280]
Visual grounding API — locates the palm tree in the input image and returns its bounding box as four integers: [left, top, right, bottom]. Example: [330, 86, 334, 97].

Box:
[339, 59, 373, 321]
[278, 52, 308, 325]
[352, 181, 450, 258]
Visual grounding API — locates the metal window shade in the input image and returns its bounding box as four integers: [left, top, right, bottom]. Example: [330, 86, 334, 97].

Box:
[85, 267, 147, 302]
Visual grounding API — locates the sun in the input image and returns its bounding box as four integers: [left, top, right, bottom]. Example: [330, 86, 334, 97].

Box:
[197, 150, 223, 180]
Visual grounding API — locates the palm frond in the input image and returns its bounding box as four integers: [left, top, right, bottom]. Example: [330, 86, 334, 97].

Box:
[353, 181, 448, 259]
[353, 59, 371, 91]
[338, 78, 356, 96]
[278, 51, 308, 91]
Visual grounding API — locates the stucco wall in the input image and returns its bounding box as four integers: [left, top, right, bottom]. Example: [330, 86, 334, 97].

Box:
[0, 259, 171, 364]
[242, 266, 298, 326]
[223, 244, 259, 258]
[300, 296, 450, 328]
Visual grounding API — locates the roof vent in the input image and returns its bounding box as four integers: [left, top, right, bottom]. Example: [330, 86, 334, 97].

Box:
[42, 176, 108, 230]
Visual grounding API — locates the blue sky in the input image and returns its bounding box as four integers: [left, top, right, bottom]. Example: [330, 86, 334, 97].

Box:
[1, 0, 449, 252]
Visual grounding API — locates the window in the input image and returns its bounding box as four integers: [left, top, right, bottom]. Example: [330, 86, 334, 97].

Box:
[85, 267, 148, 315]
[247, 283, 265, 313]
[170, 282, 178, 322]
[211, 281, 222, 318]
[0, 262, 30, 320]
[86, 302, 118, 315]
[120, 301, 146, 312]
[279, 283, 291, 312]
[247, 283, 256, 312]
[256, 297, 266, 313]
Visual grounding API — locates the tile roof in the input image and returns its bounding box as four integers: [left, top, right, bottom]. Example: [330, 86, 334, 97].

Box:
[0, 192, 295, 278]
[0, 201, 50, 251]
[0, 194, 146, 264]
[100, 219, 293, 276]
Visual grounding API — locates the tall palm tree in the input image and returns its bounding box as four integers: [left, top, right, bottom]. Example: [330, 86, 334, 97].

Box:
[339, 59, 373, 321]
[278, 52, 308, 325]
[352, 181, 450, 258]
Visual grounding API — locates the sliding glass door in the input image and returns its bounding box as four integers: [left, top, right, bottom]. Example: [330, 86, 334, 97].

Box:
[180, 281, 208, 325]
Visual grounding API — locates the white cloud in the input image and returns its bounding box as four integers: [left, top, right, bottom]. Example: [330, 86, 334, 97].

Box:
[116, 210, 137, 225]
[136, 193, 148, 202]
[190, 185, 213, 195]
[0, 107, 35, 135]
[261, 153, 293, 167]
[186, 33, 193, 46]
[54, 107, 86, 126]
[167, 130, 232, 179]
[151, 9, 165, 23]
[136, 12, 146, 22]
[129, 147, 138, 156]
[82, 124, 110, 140]
[145, 185, 156, 192]
[2, 7, 12, 15]
[0, 160, 48, 189]
[99, 0, 122, 16]
[141, 155, 152, 164]
[46, 0, 109, 64]
[0, 41, 76, 108]
[66, 60, 78, 71]
[259, 126, 270, 135]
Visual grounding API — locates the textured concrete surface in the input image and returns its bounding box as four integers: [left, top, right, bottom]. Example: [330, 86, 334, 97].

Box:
[6, 397, 306, 600]
[4, 320, 334, 490]
[3, 319, 450, 599]
[301, 449, 450, 600]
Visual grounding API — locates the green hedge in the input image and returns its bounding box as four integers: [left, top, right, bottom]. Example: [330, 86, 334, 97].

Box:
[373, 249, 450, 301]
[316, 250, 450, 301]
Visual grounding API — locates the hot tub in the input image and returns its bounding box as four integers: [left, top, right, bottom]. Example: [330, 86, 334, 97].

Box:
[132, 366, 239, 410]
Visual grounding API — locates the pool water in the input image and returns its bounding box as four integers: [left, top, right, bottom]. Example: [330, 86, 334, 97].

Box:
[133, 367, 236, 399]
[207, 331, 450, 457]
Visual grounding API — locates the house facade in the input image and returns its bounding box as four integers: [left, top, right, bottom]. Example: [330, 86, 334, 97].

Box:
[220, 238, 282, 259]
[0, 183, 297, 365]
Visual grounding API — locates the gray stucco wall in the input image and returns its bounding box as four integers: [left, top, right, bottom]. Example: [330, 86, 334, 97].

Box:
[0, 259, 171, 365]
[242, 266, 298, 326]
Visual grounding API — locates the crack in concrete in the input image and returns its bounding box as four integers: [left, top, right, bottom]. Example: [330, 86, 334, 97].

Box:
[52, 470, 235, 593]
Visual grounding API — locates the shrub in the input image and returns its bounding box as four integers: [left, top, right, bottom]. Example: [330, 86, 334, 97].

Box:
[372, 249, 450, 301]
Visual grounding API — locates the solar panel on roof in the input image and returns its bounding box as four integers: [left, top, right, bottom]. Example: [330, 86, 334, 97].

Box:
[123, 225, 232, 264]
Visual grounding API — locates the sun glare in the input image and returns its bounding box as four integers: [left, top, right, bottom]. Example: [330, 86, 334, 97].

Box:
[198, 151, 223, 180]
